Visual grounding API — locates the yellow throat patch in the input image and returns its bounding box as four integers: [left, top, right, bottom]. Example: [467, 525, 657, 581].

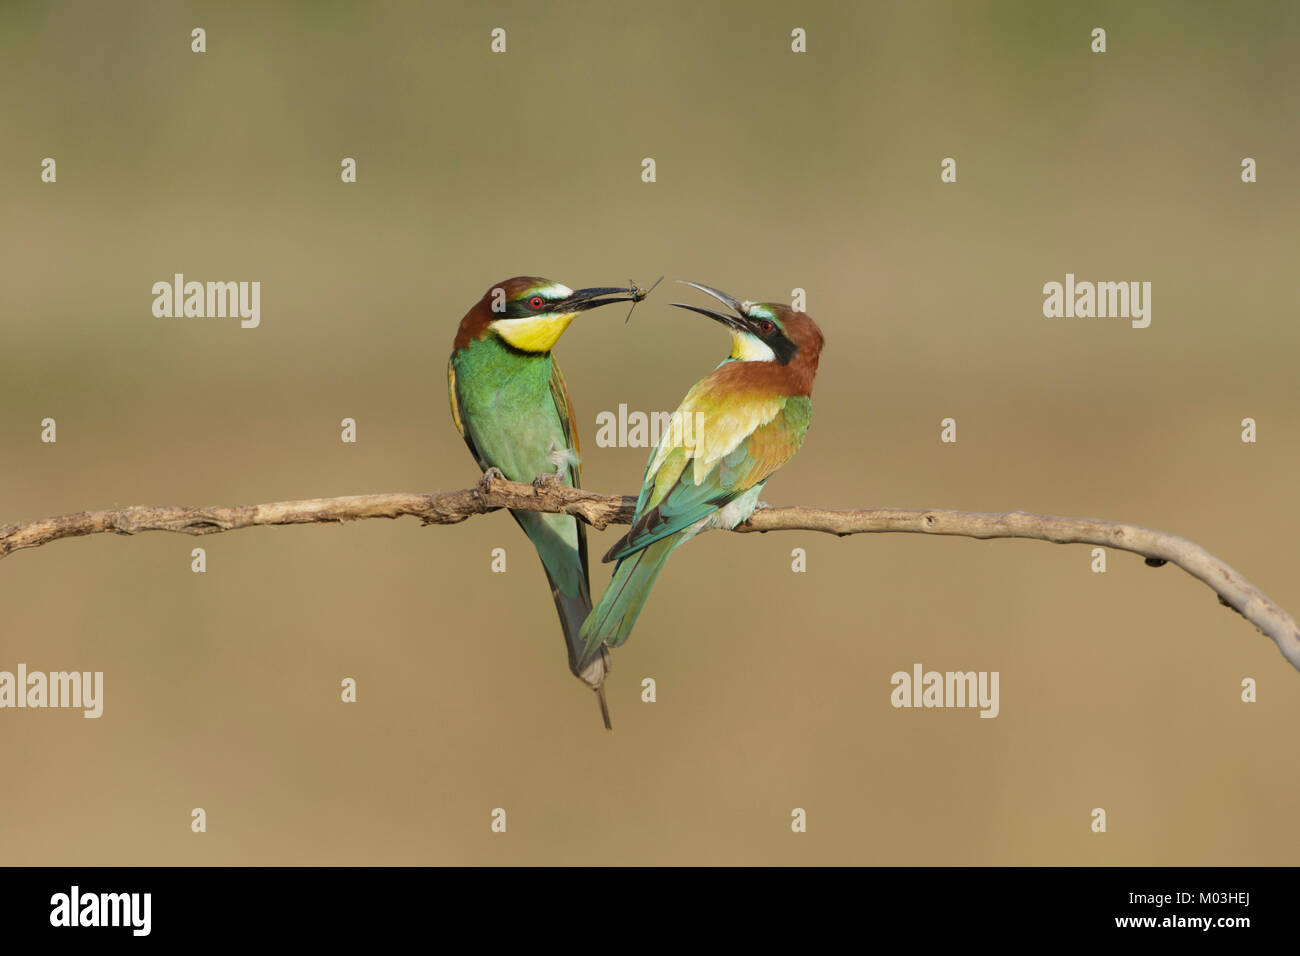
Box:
[729, 330, 777, 362]
[492, 313, 576, 353]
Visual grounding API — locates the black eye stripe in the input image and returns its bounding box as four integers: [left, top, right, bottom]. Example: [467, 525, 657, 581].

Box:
[503, 294, 554, 318]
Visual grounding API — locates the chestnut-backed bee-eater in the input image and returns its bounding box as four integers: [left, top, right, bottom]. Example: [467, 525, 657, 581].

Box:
[448, 276, 643, 728]
[577, 281, 825, 669]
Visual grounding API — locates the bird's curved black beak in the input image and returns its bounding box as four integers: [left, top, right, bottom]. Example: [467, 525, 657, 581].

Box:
[671, 280, 752, 331]
[563, 285, 643, 313]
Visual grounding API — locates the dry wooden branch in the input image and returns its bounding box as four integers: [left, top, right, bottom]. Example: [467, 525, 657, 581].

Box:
[2, 473, 1296, 674]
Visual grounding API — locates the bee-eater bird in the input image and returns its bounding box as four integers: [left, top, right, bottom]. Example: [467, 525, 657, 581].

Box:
[578, 281, 824, 669]
[449, 276, 643, 728]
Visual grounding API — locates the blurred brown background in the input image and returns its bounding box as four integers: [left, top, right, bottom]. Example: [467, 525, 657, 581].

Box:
[1, 0, 1297, 865]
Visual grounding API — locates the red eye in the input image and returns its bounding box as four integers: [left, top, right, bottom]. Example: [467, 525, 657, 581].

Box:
[759, 320, 775, 334]
[529, 296, 545, 310]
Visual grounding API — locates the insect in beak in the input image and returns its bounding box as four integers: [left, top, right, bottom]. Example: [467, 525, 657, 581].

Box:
[624, 275, 663, 323]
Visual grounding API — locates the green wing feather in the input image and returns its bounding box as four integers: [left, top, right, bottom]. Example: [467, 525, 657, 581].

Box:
[603, 396, 811, 564]
[447, 360, 479, 464]
[545, 357, 589, 587]
[548, 358, 582, 489]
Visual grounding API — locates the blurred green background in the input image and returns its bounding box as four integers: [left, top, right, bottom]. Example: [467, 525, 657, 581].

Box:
[1, 0, 1298, 864]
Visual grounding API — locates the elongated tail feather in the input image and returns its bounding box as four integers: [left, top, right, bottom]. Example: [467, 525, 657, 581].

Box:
[544, 567, 594, 673]
[514, 509, 610, 728]
[579, 534, 681, 668]
[542, 564, 611, 730]
[511, 510, 590, 667]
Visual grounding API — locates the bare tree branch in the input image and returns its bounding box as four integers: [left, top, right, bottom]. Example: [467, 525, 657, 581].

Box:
[3, 473, 1297, 674]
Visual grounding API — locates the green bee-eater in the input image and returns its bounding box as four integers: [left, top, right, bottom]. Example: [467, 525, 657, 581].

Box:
[449, 276, 642, 728]
[578, 281, 825, 669]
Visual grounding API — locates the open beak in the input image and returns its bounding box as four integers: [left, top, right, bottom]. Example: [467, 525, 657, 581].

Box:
[562, 285, 643, 313]
[671, 280, 752, 331]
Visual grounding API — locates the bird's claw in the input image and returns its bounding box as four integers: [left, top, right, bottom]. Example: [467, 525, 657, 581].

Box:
[479, 467, 507, 491]
[532, 471, 565, 492]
